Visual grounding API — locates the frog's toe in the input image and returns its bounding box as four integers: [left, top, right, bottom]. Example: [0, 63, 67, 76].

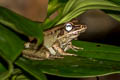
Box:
[71, 48, 78, 52]
[61, 52, 77, 56]
[54, 56, 64, 59]
[49, 55, 64, 60]
[73, 46, 83, 50]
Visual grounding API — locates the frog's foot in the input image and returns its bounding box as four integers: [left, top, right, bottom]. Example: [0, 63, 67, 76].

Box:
[22, 48, 51, 60]
[53, 42, 77, 56]
[22, 53, 45, 60]
[70, 45, 83, 52]
[49, 55, 64, 59]
[60, 52, 77, 56]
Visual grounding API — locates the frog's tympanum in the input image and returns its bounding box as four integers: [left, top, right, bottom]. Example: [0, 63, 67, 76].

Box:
[22, 20, 87, 60]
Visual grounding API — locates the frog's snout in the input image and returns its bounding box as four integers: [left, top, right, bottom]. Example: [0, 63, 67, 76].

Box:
[80, 25, 87, 29]
[78, 25, 87, 33]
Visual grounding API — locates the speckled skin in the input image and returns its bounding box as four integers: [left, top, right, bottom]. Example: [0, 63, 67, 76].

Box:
[22, 20, 87, 60]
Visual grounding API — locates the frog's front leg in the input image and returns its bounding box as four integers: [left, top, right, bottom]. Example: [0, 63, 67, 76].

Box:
[53, 42, 77, 56]
[47, 47, 56, 55]
[64, 42, 83, 52]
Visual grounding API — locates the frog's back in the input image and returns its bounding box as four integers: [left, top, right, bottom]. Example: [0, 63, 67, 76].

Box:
[43, 31, 60, 48]
[43, 25, 63, 48]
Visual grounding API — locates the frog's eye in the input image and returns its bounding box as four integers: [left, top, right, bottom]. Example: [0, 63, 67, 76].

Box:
[65, 23, 73, 31]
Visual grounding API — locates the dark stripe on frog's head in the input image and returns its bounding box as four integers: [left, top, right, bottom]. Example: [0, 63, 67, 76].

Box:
[44, 19, 86, 36]
[44, 23, 65, 35]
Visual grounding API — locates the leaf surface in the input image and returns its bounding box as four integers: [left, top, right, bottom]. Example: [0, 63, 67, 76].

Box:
[16, 41, 120, 78]
[57, 0, 120, 24]
[0, 25, 24, 61]
[0, 6, 43, 44]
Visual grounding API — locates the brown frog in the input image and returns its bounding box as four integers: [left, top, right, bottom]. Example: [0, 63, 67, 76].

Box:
[22, 20, 87, 60]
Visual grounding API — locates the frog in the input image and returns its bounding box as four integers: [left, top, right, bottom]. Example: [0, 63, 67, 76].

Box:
[22, 20, 87, 60]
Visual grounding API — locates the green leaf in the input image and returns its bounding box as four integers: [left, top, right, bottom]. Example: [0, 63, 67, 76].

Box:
[0, 52, 13, 80]
[42, 12, 62, 30]
[71, 0, 119, 11]
[15, 58, 47, 80]
[108, 13, 120, 22]
[58, 5, 120, 24]
[0, 62, 13, 80]
[16, 57, 120, 78]
[0, 6, 43, 44]
[70, 41, 120, 61]
[108, 0, 120, 5]
[0, 24, 24, 62]
[15, 41, 120, 78]
[102, 10, 120, 24]
[47, 0, 67, 18]
[43, 0, 68, 30]
[10, 69, 35, 80]
[62, 0, 76, 15]
[11, 74, 31, 80]
[57, 0, 120, 24]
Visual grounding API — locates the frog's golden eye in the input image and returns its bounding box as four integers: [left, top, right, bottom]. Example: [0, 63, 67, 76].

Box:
[65, 23, 73, 31]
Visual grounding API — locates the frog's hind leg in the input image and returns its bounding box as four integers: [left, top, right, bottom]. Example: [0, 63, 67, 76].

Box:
[22, 49, 45, 60]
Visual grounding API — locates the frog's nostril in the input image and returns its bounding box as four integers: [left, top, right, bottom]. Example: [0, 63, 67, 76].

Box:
[81, 25, 87, 29]
[80, 25, 84, 28]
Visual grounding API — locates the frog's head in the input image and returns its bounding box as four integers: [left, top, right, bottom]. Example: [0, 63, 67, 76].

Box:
[61, 20, 87, 39]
